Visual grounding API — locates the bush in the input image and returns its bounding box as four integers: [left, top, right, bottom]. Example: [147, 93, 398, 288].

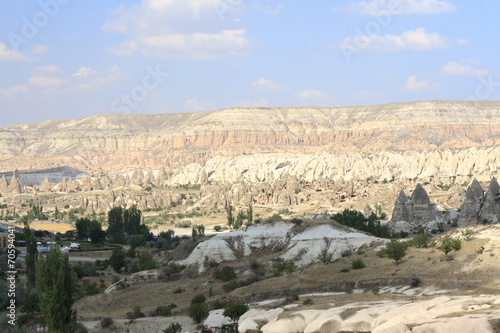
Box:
[223, 303, 250, 323]
[174, 220, 192, 228]
[317, 249, 334, 264]
[461, 228, 474, 241]
[409, 274, 421, 287]
[384, 239, 407, 265]
[163, 322, 182, 333]
[153, 303, 177, 317]
[411, 232, 430, 248]
[213, 225, 222, 232]
[340, 268, 350, 273]
[191, 294, 206, 305]
[438, 235, 461, 255]
[188, 302, 209, 324]
[100, 317, 114, 328]
[223, 280, 239, 293]
[126, 306, 145, 321]
[266, 214, 283, 221]
[351, 258, 365, 269]
[213, 266, 236, 282]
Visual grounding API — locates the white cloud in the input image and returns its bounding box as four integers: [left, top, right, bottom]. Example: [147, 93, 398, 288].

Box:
[102, 0, 250, 59]
[347, 0, 456, 15]
[0, 43, 36, 62]
[20, 65, 122, 92]
[29, 76, 62, 88]
[338, 28, 454, 52]
[0, 85, 29, 98]
[296, 89, 327, 100]
[295, 89, 334, 106]
[251, 78, 286, 92]
[31, 44, 50, 55]
[250, 3, 284, 17]
[352, 90, 384, 100]
[238, 97, 269, 107]
[31, 65, 65, 76]
[183, 98, 214, 112]
[440, 61, 488, 76]
[401, 76, 441, 92]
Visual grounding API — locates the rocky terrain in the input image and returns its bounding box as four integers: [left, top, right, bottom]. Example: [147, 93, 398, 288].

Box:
[1, 100, 500, 174]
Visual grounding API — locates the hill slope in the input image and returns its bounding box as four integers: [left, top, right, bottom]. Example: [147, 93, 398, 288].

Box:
[1, 100, 500, 171]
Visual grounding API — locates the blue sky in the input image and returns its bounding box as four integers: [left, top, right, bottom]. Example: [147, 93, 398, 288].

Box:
[0, 0, 499, 126]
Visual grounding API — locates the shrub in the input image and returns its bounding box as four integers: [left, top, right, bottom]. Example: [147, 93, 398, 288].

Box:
[303, 298, 313, 305]
[409, 274, 421, 287]
[461, 228, 474, 241]
[213, 266, 236, 282]
[477, 246, 485, 254]
[223, 280, 239, 293]
[266, 214, 283, 222]
[384, 240, 407, 265]
[411, 232, 430, 248]
[223, 303, 250, 323]
[154, 303, 177, 317]
[438, 235, 461, 256]
[126, 306, 145, 321]
[351, 258, 365, 269]
[163, 322, 182, 333]
[188, 302, 209, 324]
[100, 317, 114, 328]
[174, 220, 192, 228]
[213, 225, 222, 232]
[173, 287, 184, 294]
[317, 249, 334, 264]
[191, 294, 206, 305]
[340, 268, 350, 273]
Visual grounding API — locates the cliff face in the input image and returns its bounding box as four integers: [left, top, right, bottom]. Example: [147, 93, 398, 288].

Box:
[1, 100, 500, 172]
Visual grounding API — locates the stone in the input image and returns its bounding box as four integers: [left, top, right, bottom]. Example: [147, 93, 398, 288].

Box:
[478, 178, 500, 223]
[388, 184, 442, 234]
[457, 179, 484, 227]
[363, 204, 374, 218]
[40, 176, 51, 192]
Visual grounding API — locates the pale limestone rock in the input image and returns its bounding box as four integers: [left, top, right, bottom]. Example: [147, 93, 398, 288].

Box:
[0, 176, 8, 194]
[40, 176, 51, 192]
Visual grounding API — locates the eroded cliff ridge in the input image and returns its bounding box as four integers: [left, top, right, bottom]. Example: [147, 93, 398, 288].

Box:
[1, 100, 500, 172]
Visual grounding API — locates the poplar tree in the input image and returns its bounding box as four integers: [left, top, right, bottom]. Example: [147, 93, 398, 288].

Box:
[37, 247, 75, 332]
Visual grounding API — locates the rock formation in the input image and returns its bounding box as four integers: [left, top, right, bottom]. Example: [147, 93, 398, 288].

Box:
[478, 178, 500, 223]
[388, 184, 442, 234]
[7, 169, 24, 194]
[457, 179, 484, 227]
[40, 176, 51, 192]
[2, 100, 500, 175]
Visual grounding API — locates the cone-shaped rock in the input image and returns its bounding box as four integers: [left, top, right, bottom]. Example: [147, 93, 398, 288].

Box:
[457, 179, 484, 227]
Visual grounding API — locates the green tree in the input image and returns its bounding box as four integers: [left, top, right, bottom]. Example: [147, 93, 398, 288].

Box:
[223, 303, 249, 323]
[226, 204, 234, 228]
[163, 322, 182, 333]
[123, 206, 141, 235]
[88, 219, 105, 244]
[107, 207, 124, 244]
[235, 210, 245, 229]
[24, 222, 38, 287]
[246, 204, 253, 225]
[188, 303, 209, 324]
[438, 236, 462, 256]
[109, 248, 126, 273]
[75, 217, 90, 240]
[411, 229, 430, 248]
[384, 239, 407, 265]
[37, 247, 75, 333]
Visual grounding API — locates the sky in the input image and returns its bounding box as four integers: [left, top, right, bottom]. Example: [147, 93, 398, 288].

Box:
[0, 0, 499, 126]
